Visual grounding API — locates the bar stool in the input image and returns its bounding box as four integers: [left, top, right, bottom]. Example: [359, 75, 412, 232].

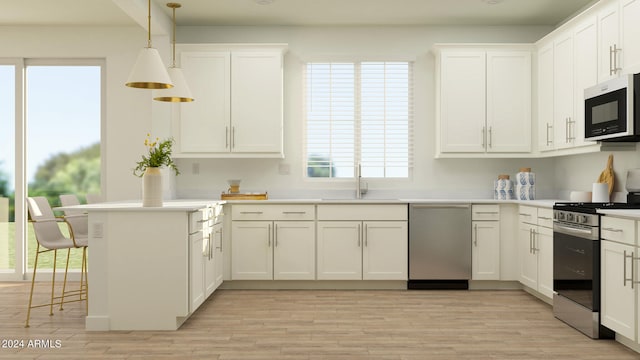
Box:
[25, 197, 88, 328]
[58, 194, 89, 312]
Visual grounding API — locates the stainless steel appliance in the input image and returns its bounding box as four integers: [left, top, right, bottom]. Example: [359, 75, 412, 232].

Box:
[551, 202, 640, 339]
[584, 72, 640, 142]
[626, 169, 640, 204]
[408, 203, 471, 289]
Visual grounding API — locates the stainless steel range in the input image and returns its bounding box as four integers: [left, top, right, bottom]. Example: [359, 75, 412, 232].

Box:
[551, 202, 640, 339]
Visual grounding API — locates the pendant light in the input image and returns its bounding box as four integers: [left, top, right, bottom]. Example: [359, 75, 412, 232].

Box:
[154, 2, 194, 102]
[125, 0, 174, 89]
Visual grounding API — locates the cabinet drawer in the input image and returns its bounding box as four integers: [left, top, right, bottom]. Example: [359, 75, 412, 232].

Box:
[232, 204, 315, 221]
[537, 208, 553, 229]
[317, 204, 407, 221]
[518, 205, 537, 224]
[189, 210, 205, 234]
[472, 204, 500, 221]
[601, 216, 635, 245]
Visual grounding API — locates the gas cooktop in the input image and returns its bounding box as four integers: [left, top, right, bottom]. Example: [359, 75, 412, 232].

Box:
[553, 201, 640, 214]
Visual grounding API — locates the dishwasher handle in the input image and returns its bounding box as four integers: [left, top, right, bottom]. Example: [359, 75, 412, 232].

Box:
[411, 204, 470, 209]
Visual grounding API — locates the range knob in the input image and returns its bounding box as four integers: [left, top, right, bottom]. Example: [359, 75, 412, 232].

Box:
[557, 212, 565, 221]
[566, 213, 574, 222]
[577, 215, 589, 224]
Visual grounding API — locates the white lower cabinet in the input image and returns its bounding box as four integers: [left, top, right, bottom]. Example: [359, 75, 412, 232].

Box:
[601, 239, 636, 340]
[600, 215, 638, 342]
[471, 205, 500, 280]
[316, 204, 408, 281]
[231, 204, 316, 280]
[518, 206, 554, 299]
[189, 205, 223, 313]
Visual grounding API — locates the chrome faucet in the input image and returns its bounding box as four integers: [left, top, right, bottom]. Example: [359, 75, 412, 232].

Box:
[355, 163, 367, 199]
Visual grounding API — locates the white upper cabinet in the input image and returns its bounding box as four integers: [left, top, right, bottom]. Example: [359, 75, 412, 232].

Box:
[172, 44, 286, 158]
[597, 0, 640, 81]
[537, 42, 555, 152]
[486, 51, 532, 153]
[553, 30, 575, 150]
[621, 0, 640, 74]
[573, 16, 598, 148]
[436, 45, 531, 157]
[438, 50, 486, 153]
[598, 1, 621, 81]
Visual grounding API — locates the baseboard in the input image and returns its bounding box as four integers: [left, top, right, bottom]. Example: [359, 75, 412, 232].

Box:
[219, 280, 407, 290]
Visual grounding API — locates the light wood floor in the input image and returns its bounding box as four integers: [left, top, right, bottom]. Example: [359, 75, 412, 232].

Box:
[1, 282, 639, 359]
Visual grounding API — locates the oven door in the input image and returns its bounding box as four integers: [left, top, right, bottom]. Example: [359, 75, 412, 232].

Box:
[553, 222, 600, 311]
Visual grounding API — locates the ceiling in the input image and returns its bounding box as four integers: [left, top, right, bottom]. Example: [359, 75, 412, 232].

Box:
[0, 0, 597, 27]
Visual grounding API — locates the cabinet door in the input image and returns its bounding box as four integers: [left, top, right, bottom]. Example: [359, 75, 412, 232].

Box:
[362, 221, 408, 280]
[212, 222, 224, 290]
[537, 42, 555, 152]
[439, 50, 486, 153]
[621, 0, 640, 74]
[573, 16, 598, 148]
[204, 226, 216, 298]
[231, 221, 273, 280]
[518, 223, 538, 289]
[189, 232, 205, 312]
[273, 221, 316, 280]
[317, 221, 362, 280]
[601, 240, 636, 340]
[231, 52, 283, 154]
[536, 226, 554, 299]
[598, 2, 620, 81]
[472, 221, 500, 280]
[553, 31, 574, 150]
[179, 51, 231, 153]
[486, 51, 531, 153]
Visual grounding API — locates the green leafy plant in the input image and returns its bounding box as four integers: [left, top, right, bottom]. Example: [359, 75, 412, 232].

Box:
[133, 134, 180, 177]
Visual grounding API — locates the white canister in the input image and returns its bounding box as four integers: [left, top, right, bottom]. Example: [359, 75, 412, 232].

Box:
[592, 182, 609, 203]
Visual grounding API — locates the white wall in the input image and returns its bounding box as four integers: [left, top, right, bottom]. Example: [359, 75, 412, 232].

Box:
[174, 25, 559, 199]
[0, 26, 172, 201]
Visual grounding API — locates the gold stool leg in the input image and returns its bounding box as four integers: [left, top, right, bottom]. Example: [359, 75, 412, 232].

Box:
[25, 244, 41, 328]
[82, 247, 88, 312]
[59, 248, 71, 311]
[49, 249, 57, 316]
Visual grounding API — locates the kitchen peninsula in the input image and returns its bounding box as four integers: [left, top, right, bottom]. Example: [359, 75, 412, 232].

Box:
[57, 200, 224, 331]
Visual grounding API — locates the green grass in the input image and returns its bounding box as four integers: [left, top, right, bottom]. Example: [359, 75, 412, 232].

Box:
[2, 222, 85, 271]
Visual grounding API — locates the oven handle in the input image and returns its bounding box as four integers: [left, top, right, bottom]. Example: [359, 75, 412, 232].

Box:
[553, 223, 598, 239]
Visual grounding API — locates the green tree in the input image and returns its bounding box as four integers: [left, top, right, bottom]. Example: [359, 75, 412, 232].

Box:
[307, 154, 336, 177]
[29, 142, 100, 207]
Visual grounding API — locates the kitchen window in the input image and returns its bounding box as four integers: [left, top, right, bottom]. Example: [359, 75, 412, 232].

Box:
[304, 61, 413, 178]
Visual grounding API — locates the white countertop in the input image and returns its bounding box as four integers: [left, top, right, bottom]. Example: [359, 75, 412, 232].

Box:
[223, 198, 560, 208]
[598, 209, 640, 220]
[55, 199, 225, 212]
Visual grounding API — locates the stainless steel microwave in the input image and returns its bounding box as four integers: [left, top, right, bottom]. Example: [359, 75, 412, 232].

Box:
[584, 73, 640, 142]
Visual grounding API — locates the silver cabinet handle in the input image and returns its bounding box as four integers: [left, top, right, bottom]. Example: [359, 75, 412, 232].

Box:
[488, 126, 492, 148]
[610, 45, 614, 75]
[231, 126, 235, 149]
[610, 44, 622, 75]
[529, 228, 533, 254]
[274, 223, 278, 247]
[624, 250, 634, 288]
[519, 213, 532, 217]
[567, 118, 575, 142]
[481, 126, 486, 149]
[357, 223, 361, 247]
[364, 223, 368, 247]
[282, 211, 306, 214]
[475, 211, 498, 215]
[219, 227, 223, 252]
[546, 123, 553, 146]
[565, 118, 569, 143]
[240, 211, 263, 214]
[225, 126, 229, 149]
[267, 223, 271, 247]
[603, 227, 623, 233]
[538, 216, 552, 220]
[532, 230, 539, 253]
[473, 223, 478, 247]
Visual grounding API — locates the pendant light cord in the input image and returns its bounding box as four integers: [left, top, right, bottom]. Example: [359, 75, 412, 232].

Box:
[171, 6, 176, 68]
[147, 0, 152, 48]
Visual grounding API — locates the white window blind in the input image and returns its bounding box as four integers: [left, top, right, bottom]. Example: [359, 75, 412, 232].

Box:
[304, 61, 413, 178]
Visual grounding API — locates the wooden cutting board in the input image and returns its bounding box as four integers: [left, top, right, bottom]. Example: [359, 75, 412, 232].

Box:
[220, 192, 268, 200]
[597, 154, 615, 195]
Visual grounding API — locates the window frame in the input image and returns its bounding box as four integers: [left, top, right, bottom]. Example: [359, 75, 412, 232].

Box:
[303, 59, 414, 181]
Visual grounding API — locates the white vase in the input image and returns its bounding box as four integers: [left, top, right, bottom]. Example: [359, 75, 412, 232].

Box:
[142, 167, 163, 207]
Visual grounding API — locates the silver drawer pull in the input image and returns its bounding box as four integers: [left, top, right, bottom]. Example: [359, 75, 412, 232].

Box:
[603, 227, 623, 233]
[474, 211, 498, 214]
[538, 216, 552, 220]
[519, 213, 532, 216]
[282, 211, 306, 214]
[240, 211, 263, 214]
[196, 219, 208, 223]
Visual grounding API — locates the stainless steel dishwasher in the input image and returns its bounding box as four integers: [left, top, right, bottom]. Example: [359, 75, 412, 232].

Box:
[408, 203, 471, 289]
